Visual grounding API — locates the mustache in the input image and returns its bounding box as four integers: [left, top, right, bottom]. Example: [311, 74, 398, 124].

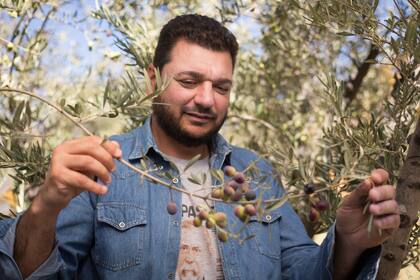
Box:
[183, 108, 217, 119]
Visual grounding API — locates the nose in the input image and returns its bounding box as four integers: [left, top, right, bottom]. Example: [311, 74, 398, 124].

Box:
[194, 81, 215, 109]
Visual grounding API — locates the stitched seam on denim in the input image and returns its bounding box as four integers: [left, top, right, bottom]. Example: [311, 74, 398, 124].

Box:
[95, 255, 142, 270]
[97, 202, 144, 207]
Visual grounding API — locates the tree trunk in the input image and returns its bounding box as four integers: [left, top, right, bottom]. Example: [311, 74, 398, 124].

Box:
[344, 44, 380, 102]
[377, 118, 420, 279]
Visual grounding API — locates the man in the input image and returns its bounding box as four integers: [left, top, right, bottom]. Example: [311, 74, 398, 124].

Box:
[0, 14, 399, 279]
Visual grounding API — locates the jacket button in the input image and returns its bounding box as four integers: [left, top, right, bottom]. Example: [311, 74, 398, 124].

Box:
[172, 178, 179, 184]
[167, 272, 174, 279]
[265, 215, 272, 222]
[118, 221, 126, 228]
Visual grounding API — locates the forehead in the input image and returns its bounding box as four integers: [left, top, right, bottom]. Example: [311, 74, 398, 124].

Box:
[163, 39, 233, 79]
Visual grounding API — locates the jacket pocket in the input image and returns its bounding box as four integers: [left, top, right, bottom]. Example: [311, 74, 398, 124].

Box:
[248, 211, 282, 259]
[93, 202, 147, 271]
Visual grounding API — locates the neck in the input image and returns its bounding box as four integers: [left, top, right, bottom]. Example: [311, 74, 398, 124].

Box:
[150, 116, 209, 160]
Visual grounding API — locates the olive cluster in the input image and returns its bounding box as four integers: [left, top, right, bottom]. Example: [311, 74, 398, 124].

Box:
[218, 166, 258, 221]
[303, 183, 330, 222]
[166, 165, 261, 242]
[211, 166, 257, 203]
[166, 200, 230, 242]
[193, 209, 229, 242]
[195, 165, 258, 242]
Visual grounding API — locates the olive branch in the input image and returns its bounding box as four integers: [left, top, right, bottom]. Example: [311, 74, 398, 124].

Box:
[0, 80, 378, 240]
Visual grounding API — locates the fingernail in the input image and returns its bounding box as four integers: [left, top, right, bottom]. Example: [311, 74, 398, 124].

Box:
[366, 178, 374, 188]
[100, 186, 108, 194]
[369, 189, 378, 201]
[112, 140, 120, 147]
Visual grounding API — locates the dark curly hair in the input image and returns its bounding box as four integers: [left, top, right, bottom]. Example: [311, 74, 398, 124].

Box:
[153, 14, 239, 71]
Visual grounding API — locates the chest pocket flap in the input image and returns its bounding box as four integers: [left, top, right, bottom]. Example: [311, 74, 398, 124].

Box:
[249, 210, 282, 223]
[97, 202, 147, 230]
[94, 202, 147, 271]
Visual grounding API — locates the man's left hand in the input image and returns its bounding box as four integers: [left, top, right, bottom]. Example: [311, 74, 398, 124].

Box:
[335, 169, 400, 252]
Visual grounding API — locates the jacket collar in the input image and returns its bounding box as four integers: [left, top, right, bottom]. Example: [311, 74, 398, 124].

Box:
[128, 115, 232, 161]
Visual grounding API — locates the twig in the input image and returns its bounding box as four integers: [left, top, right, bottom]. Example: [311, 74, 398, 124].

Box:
[27, 6, 55, 50]
[229, 113, 276, 131]
[0, 131, 51, 138]
[9, 8, 37, 79]
[0, 88, 91, 136]
[0, 37, 40, 55]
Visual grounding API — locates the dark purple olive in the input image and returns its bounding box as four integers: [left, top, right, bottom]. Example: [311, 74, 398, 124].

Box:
[167, 202, 177, 215]
[308, 207, 320, 222]
[304, 183, 316, 194]
[314, 200, 329, 211]
[245, 190, 256, 201]
[244, 204, 257, 216]
[233, 172, 245, 184]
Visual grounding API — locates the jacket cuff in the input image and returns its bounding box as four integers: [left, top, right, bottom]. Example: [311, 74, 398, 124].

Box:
[0, 214, 63, 279]
[354, 245, 382, 280]
[321, 224, 336, 279]
[324, 223, 382, 280]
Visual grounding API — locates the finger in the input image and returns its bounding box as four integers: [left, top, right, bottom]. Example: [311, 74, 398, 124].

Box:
[61, 137, 116, 171]
[102, 140, 122, 159]
[370, 169, 389, 186]
[374, 214, 400, 230]
[65, 155, 112, 184]
[369, 185, 396, 202]
[63, 169, 108, 195]
[64, 135, 103, 148]
[369, 200, 399, 216]
[341, 178, 373, 207]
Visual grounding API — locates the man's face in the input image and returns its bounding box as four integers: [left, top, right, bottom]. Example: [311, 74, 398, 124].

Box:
[177, 242, 203, 280]
[176, 221, 213, 280]
[152, 40, 233, 146]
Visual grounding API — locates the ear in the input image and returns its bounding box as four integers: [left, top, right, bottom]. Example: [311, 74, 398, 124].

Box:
[147, 64, 157, 94]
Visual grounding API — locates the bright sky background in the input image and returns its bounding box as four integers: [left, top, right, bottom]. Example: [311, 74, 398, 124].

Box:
[0, 0, 402, 89]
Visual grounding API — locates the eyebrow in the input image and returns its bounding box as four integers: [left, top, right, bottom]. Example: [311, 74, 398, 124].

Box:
[175, 71, 233, 86]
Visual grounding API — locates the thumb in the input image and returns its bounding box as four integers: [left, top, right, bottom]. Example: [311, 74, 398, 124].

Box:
[341, 178, 373, 208]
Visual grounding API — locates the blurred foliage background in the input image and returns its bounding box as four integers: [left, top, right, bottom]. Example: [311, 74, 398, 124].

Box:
[0, 0, 419, 278]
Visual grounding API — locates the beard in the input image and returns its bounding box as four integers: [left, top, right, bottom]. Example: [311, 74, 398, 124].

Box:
[152, 97, 227, 147]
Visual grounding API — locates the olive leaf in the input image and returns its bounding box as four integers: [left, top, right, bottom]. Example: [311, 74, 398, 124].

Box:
[183, 154, 202, 172]
[187, 174, 202, 185]
[239, 234, 256, 245]
[264, 195, 289, 213]
[210, 168, 225, 183]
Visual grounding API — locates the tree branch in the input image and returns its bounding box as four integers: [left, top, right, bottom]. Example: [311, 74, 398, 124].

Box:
[0, 86, 355, 212]
[344, 44, 380, 103]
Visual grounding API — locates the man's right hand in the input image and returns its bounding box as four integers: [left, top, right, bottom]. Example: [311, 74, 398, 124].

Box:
[38, 136, 122, 213]
[14, 136, 121, 278]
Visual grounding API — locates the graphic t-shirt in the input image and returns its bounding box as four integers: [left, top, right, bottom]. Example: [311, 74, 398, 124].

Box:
[164, 155, 224, 280]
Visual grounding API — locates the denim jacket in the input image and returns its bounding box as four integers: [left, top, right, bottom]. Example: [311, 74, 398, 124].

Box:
[0, 117, 381, 279]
